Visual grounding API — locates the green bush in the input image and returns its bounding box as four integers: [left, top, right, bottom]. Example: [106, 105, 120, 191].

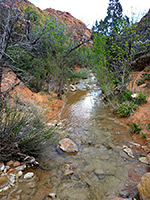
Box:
[134, 93, 147, 105]
[0, 97, 55, 162]
[129, 123, 142, 134]
[147, 123, 150, 129]
[117, 101, 137, 117]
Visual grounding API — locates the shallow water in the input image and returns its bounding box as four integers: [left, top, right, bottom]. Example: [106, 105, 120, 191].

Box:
[3, 74, 149, 200]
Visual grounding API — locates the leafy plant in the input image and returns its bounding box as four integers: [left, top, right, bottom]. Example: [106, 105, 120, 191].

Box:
[133, 93, 147, 105]
[142, 134, 146, 139]
[117, 101, 137, 117]
[147, 123, 150, 129]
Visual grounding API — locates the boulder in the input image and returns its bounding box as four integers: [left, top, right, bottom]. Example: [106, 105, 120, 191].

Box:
[137, 172, 150, 200]
[58, 138, 78, 154]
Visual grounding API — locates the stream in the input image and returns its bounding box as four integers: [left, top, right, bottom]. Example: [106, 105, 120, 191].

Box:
[2, 73, 150, 200]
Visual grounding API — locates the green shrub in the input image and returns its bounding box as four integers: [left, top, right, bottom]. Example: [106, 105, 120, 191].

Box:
[117, 101, 137, 117]
[147, 123, 150, 129]
[0, 96, 55, 162]
[129, 123, 142, 134]
[134, 93, 147, 105]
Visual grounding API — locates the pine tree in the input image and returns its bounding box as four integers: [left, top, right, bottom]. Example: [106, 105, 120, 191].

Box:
[96, 0, 123, 36]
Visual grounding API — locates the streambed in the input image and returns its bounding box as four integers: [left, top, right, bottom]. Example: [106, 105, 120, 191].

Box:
[1, 73, 149, 200]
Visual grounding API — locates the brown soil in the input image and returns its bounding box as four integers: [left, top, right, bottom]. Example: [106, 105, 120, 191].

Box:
[2, 67, 65, 122]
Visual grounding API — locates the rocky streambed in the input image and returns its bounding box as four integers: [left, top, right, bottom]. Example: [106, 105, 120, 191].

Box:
[0, 73, 150, 200]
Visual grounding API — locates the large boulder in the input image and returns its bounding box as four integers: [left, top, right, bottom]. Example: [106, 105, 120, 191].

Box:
[137, 172, 150, 200]
[58, 138, 78, 154]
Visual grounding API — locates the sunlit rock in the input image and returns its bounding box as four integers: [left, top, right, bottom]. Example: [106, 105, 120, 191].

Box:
[58, 138, 78, 154]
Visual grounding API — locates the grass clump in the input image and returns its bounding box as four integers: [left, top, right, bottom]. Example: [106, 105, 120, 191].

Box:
[0, 96, 55, 162]
[117, 101, 137, 117]
[129, 123, 142, 134]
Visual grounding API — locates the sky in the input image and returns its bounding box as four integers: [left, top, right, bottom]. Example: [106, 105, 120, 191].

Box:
[29, 0, 150, 28]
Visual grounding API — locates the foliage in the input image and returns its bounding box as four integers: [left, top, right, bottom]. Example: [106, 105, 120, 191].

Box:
[0, 96, 55, 162]
[129, 123, 142, 134]
[133, 93, 147, 105]
[147, 123, 150, 129]
[136, 73, 150, 86]
[68, 68, 89, 82]
[117, 101, 137, 117]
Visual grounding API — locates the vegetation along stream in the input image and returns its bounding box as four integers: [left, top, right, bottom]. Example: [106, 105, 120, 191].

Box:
[3, 73, 149, 200]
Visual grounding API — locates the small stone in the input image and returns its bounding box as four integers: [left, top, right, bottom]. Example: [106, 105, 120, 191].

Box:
[123, 145, 134, 158]
[64, 169, 74, 176]
[58, 138, 78, 154]
[24, 172, 34, 179]
[15, 164, 26, 171]
[0, 162, 5, 171]
[17, 171, 23, 177]
[7, 160, 14, 166]
[48, 193, 57, 199]
[13, 161, 21, 167]
[142, 146, 150, 153]
[139, 157, 149, 164]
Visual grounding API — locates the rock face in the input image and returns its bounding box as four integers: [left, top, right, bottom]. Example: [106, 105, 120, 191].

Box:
[58, 138, 78, 154]
[44, 8, 92, 39]
[137, 172, 150, 200]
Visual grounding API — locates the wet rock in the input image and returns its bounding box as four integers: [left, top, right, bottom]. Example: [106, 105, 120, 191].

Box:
[137, 172, 150, 200]
[48, 192, 57, 199]
[139, 157, 149, 164]
[64, 169, 74, 176]
[123, 146, 134, 158]
[24, 172, 34, 179]
[15, 164, 26, 171]
[58, 138, 78, 154]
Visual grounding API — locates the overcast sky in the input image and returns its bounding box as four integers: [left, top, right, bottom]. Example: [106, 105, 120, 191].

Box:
[29, 0, 150, 28]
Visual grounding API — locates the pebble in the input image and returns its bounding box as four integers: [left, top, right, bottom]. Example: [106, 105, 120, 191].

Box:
[64, 169, 74, 176]
[139, 157, 149, 164]
[0, 162, 5, 171]
[123, 145, 134, 158]
[24, 172, 34, 179]
[58, 138, 78, 154]
[13, 161, 21, 167]
[7, 160, 14, 166]
[15, 164, 26, 171]
[48, 193, 57, 199]
[17, 171, 23, 177]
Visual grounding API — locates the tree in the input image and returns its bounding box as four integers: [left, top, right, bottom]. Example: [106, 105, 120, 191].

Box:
[95, 0, 123, 36]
